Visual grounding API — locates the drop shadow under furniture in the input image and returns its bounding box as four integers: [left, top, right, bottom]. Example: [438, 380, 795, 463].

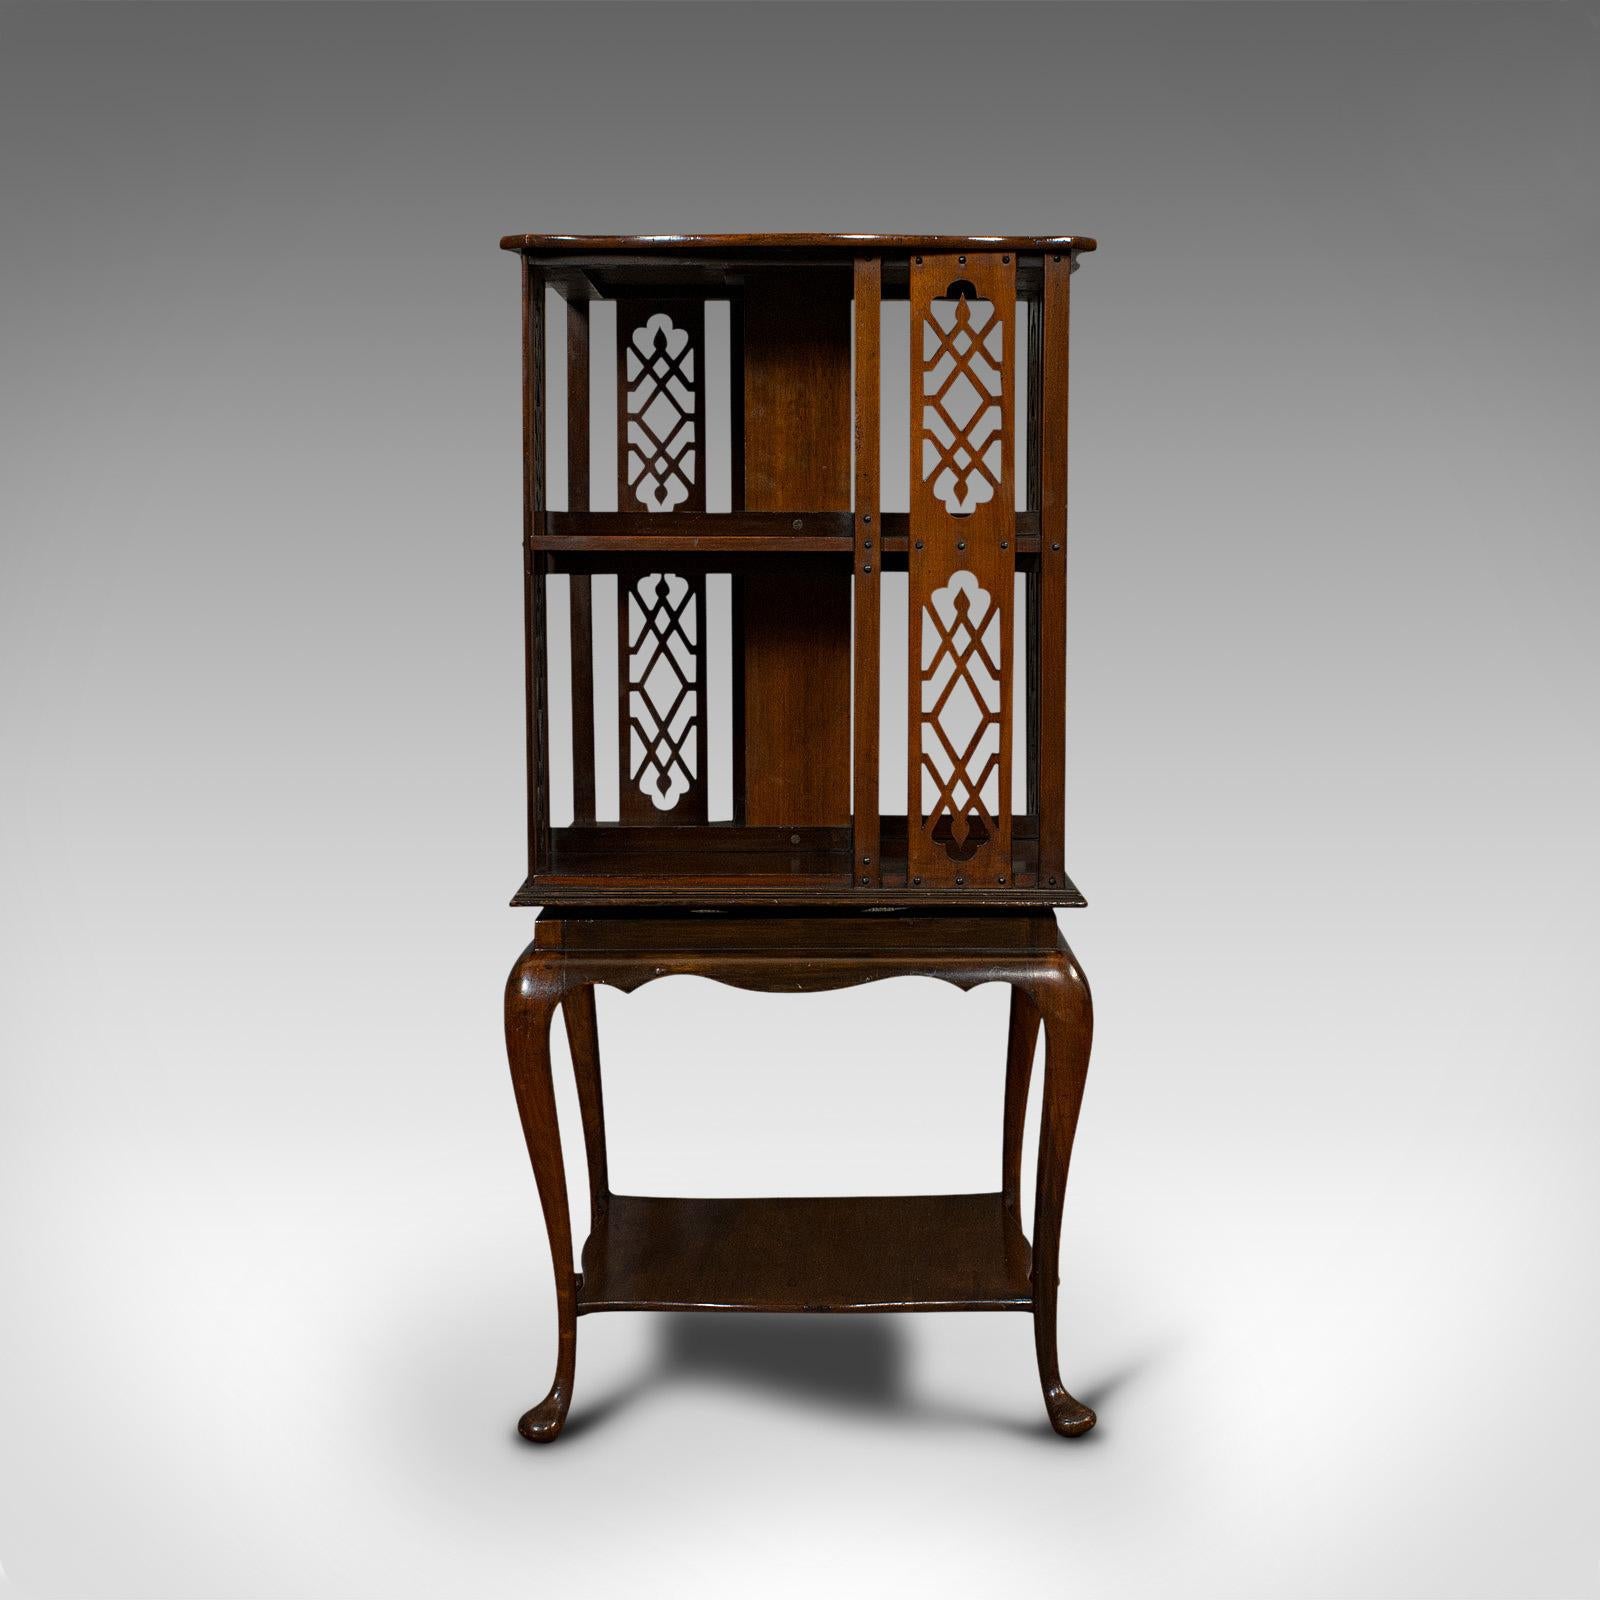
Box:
[500, 232, 1098, 1440]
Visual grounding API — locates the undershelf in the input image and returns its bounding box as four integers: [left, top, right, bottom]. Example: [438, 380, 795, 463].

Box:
[576, 1193, 1034, 1314]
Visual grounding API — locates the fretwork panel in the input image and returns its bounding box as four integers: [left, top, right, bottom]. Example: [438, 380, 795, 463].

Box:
[616, 300, 707, 515]
[907, 253, 1017, 887]
[618, 568, 709, 824]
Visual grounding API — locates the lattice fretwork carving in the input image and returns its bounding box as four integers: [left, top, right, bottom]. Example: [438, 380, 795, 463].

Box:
[920, 571, 1003, 859]
[621, 570, 707, 822]
[907, 253, 1016, 886]
[921, 287, 1006, 517]
[620, 307, 702, 513]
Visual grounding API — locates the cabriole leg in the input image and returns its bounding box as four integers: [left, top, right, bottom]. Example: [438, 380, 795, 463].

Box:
[1025, 945, 1097, 1437]
[1001, 986, 1041, 1216]
[505, 947, 577, 1442]
[561, 983, 610, 1226]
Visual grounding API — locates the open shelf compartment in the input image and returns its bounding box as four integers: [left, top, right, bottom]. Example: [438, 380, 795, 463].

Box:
[513, 239, 1084, 908]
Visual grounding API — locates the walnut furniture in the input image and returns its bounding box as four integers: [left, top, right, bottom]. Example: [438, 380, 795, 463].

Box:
[500, 232, 1098, 1440]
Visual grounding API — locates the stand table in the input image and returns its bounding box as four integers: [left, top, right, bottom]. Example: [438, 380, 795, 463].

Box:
[498, 233, 1099, 1439]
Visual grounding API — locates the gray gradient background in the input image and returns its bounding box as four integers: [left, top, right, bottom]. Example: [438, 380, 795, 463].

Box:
[3, 4, 1598, 1596]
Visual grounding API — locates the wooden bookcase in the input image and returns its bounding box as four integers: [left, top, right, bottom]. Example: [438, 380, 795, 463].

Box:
[505, 232, 1094, 908]
[498, 233, 1100, 1442]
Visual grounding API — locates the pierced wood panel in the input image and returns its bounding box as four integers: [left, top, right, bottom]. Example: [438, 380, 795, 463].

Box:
[618, 568, 708, 824]
[616, 300, 706, 515]
[907, 253, 1017, 887]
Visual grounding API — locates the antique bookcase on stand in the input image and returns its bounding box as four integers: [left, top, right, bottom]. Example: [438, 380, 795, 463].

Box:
[499, 232, 1098, 1440]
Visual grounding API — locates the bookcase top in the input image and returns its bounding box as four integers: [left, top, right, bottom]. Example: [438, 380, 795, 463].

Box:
[499, 231, 1097, 255]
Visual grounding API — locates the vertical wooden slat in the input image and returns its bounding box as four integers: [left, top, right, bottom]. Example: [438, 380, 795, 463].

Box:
[907, 252, 1017, 889]
[1024, 281, 1044, 864]
[1037, 252, 1072, 888]
[692, 571, 709, 825]
[566, 295, 591, 512]
[568, 578, 596, 824]
[523, 259, 551, 876]
[1025, 282, 1043, 514]
[852, 256, 882, 887]
[1025, 564, 1040, 832]
[566, 296, 596, 822]
[730, 585, 747, 827]
[728, 292, 747, 513]
[728, 293, 747, 825]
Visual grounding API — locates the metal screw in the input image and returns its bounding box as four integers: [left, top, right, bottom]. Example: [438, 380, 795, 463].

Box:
[862, 513, 871, 523]
[792, 518, 803, 531]
[955, 875, 965, 886]
[1052, 542, 1061, 551]
[958, 255, 966, 266]
[957, 539, 966, 551]
[863, 563, 872, 574]
[915, 539, 924, 551]
[1053, 254, 1062, 262]
[1000, 539, 1008, 550]
[915, 255, 923, 264]
[863, 538, 871, 549]
[1047, 875, 1057, 886]
[790, 833, 801, 845]
[997, 876, 1007, 885]
[862, 856, 871, 865]
[912, 876, 922, 886]
[1002, 254, 1010, 264]
[861, 876, 869, 885]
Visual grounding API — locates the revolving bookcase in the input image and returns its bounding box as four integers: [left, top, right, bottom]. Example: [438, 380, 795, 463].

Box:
[499, 232, 1099, 1440]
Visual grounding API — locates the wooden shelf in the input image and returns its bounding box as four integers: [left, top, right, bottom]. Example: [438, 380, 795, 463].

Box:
[535, 510, 1042, 557]
[515, 823, 1086, 908]
[576, 1192, 1034, 1314]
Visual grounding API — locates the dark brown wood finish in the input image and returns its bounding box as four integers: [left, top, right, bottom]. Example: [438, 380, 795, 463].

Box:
[1038, 253, 1072, 887]
[565, 296, 596, 822]
[580, 1192, 1032, 1313]
[561, 983, 608, 1224]
[1027, 945, 1097, 1436]
[537, 509, 1041, 544]
[740, 269, 853, 828]
[504, 910, 1097, 1439]
[728, 292, 748, 826]
[523, 260, 551, 876]
[853, 256, 882, 887]
[907, 251, 1017, 889]
[504, 953, 572, 1441]
[502, 234, 1097, 1443]
[501, 231, 1098, 254]
[1002, 986, 1041, 1215]
[740, 270, 853, 511]
[1024, 269, 1044, 836]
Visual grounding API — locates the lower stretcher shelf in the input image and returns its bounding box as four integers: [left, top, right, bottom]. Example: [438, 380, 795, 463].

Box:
[576, 1192, 1034, 1314]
